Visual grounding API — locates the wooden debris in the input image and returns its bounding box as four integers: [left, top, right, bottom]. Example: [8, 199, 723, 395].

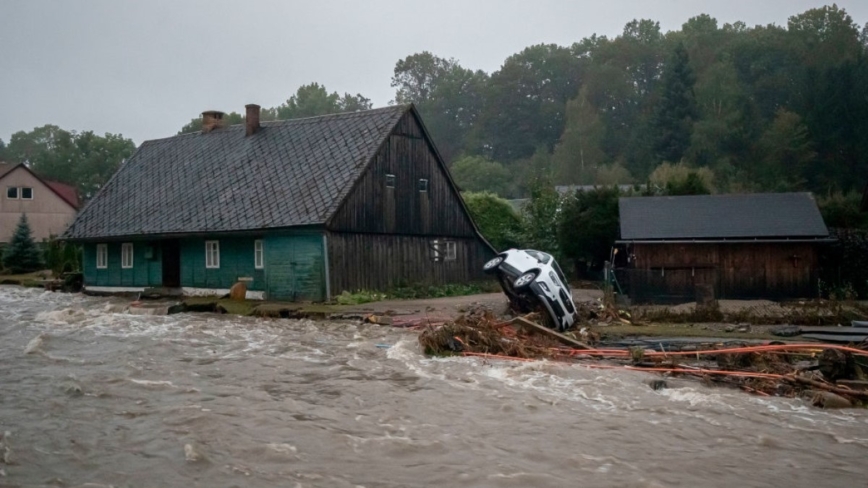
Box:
[510, 317, 591, 350]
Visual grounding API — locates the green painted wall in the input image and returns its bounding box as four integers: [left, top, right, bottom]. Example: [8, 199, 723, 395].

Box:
[180, 237, 265, 291]
[264, 233, 325, 301]
[83, 232, 326, 301]
[83, 241, 162, 287]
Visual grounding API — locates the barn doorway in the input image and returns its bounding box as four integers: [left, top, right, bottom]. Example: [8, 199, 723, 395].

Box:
[161, 240, 181, 287]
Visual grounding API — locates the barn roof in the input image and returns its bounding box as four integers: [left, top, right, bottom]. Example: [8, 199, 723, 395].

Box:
[619, 193, 830, 241]
[64, 105, 409, 239]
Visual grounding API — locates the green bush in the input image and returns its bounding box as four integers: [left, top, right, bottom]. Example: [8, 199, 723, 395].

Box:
[462, 191, 523, 251]
[558, 186, 621, 270]
[335, 290, 387, 305]
[43, 236, 82, 275]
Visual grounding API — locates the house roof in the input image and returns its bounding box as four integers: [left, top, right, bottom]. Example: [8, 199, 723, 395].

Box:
[619, 193, 830, 241]
[45, 181, 80, 208]
[0, 162, 80, 210]
[0, 163, 16, 179]
[65, 105, 409, 239]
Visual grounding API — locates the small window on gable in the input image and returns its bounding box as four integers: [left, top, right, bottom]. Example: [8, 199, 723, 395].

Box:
[254, 240, 264, 269]
[418, 178, 429, 192]
[205, 241, 220, 269]
[385, 174, 396, 188]
[21, 187, 33, 200]
[6, 187, 18, 199]
[96, 244, 108, 269]
[445, 241, 457, 261]
[121, 243, 134, 269]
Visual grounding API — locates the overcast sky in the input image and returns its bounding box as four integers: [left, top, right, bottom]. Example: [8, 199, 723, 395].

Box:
[1, 0, 866, 145]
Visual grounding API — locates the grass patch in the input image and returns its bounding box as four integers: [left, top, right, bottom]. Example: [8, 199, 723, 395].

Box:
[386, 282, 499, 300]
[335, 290, 387, 305]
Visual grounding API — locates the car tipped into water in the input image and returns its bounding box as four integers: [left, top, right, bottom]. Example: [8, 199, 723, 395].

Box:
[483, 249, 577, 331]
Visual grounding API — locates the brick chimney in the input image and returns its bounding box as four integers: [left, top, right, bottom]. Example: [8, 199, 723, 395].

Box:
[201, 110, 226, 133]
[245, 104, 261, 136]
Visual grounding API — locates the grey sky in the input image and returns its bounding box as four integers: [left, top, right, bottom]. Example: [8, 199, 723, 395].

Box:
[1, 0, 866, 145]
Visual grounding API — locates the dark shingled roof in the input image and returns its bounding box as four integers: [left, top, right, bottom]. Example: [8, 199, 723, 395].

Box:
[65, 105, 408, 239]
[619, 193, 829, 241]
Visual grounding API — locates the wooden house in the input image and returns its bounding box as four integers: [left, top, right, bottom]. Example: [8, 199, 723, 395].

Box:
[616, 193, 833, 303]
[64, 104, 494, 300]
[0, 163, 79, 242]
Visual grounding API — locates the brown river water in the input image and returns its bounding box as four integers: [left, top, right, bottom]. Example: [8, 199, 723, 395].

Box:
[1, 286, 867, 487]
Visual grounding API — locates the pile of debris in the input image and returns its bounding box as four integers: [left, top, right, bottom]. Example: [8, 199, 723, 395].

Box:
[417, 307, 868, 408]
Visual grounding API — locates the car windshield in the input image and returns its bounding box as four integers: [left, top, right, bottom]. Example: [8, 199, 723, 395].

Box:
[525, 250, 551, 264]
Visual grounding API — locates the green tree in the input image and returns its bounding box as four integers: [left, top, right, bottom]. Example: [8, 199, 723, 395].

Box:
[2, 214, 44, 274]
[519, 177, 562, 258]
[818, 191, 868, 229]
[450, 155, 512, 195]
[481, 44, 584, 162]
[557, 187, 621, 270]
[0, 138, 7, 161]
[755, 109, 815, 191]
[652, 42, 697, 165]
[277, 82, 371, 119]
[649, 162, 714, 195]
[553, 88, 606, 184]
[461, 192, 524, 251]
[392, 52, 487, 163]
[5, 126, 135, 200]
[178, 111, 244, 134]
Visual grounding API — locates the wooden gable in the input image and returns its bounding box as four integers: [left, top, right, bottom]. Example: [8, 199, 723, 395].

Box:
[327, 109, 480, 239]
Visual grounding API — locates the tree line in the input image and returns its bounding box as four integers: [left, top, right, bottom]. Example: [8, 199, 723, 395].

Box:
[1, 5, 865, 208]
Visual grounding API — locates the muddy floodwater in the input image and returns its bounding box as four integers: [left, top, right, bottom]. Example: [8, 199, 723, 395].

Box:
[1, 287, 867, 487]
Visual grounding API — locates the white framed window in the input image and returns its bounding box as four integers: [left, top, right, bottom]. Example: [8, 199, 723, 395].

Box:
[418, 178, 428, 192]
[205, 241, 220, 269]
[6, 187, 18, 199]
[445, 241, 457, 261]
[121, 243, 134, 268]
[254, 240, 264, 269]
[96, 244, 108, 269]
[385, 173, 396, 188]
[21, 187, 33, 200]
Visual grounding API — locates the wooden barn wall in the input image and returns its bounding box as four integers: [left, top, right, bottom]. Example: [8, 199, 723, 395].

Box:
[626, 242, 819, 302]
[327, 232, 492, 294]
[328, 111, 477, 238]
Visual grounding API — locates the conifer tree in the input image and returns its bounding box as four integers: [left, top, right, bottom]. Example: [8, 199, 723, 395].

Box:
[2, 214, 44, 274]
[653, 42, 697, 164]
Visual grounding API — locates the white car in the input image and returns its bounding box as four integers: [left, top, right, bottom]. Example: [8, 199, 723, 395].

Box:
[483, 249, 577, 331]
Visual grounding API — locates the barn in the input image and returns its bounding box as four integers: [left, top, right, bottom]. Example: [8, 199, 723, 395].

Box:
[63, 104, 494, 300]
[616, 193, 833, 304]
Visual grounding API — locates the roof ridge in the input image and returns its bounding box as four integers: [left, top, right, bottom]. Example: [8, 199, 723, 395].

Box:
[146, 105, 410, 145]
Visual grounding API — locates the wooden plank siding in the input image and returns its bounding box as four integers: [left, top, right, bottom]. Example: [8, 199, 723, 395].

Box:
[263, 233, 325, 302]
[328, 110, 477, 238]
[180, 237, 265, 291]
[83, 241, 163, 288]
[327, 232, 491, 293]
[626, 242, 819, 302]
[325, 110, 493, 294]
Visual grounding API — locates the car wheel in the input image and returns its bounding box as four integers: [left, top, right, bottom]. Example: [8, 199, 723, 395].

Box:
[513, 271, 538, 290]
[483, 256, 504, 273]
